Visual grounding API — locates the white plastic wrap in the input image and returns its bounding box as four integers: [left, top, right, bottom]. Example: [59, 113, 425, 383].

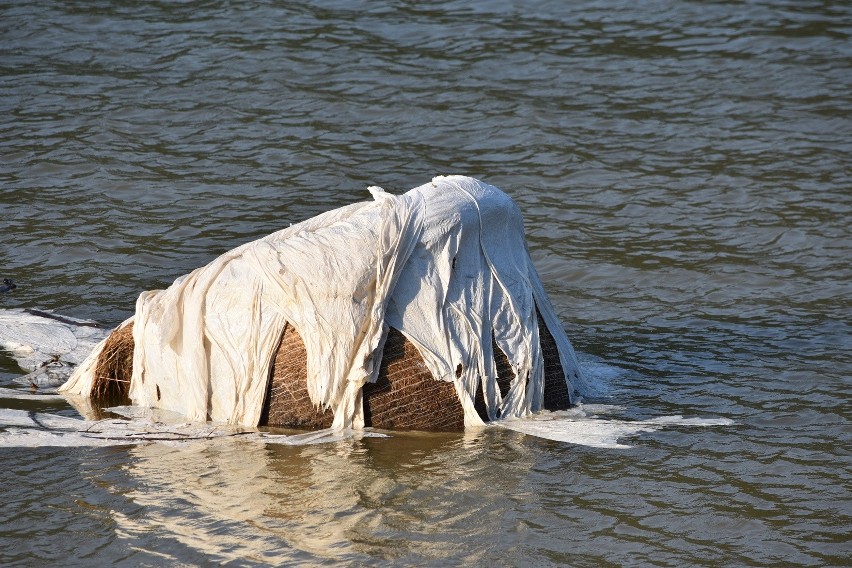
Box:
[61, 176, 585, 428]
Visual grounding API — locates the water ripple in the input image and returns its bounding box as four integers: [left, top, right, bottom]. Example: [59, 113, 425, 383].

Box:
[1, 0, 850, 565]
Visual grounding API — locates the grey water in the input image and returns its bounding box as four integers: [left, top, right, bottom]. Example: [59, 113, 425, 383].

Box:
[1, 0, 850, 565]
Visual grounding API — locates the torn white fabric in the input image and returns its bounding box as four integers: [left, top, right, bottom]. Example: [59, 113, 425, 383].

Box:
[385, 177, 587, 425]
[61, 176, 586, 429]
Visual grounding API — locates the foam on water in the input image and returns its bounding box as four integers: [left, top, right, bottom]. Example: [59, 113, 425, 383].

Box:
[0, 407, 390, 448]
[0, 387, 65, 402]
[0, 401, 732, 450]
[574, 354, 626, 400]
[496, 405, 734, 449]
[0, 308, 109, 387]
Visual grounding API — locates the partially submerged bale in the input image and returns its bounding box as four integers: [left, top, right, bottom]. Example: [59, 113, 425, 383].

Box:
[258, 317, 569, 432]
[88, 313, 572, 428]
[260, 325, 477, 431]
[65, 176, 587, 429]
[92, 321, 133, 406]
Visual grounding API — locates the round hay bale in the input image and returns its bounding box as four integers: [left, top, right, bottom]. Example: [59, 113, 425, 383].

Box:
[259, 325, 467, 431]
[92, 321, 133, 406]
[89, 312, 571, 430]
[261, 309, 570, 431]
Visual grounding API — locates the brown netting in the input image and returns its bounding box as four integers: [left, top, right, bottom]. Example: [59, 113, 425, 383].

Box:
[362, 328, 465, 431]
[261, 310, 570, 431]
[476, 311, 570, 418]
[493, 333, 515, 399]
[259, 323, 334, 429]
[92, 322, 133, 406]
[538, 309, 571, 410]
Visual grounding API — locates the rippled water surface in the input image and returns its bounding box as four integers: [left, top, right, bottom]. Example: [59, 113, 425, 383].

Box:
[1, 1, 850, 566]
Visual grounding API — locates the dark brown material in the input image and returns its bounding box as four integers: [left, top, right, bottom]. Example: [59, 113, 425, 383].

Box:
[92, 322, 133, 406]
[260, 323, 334, 429]
[470, 334, 516, 422]
[473, 378, 489, 423]
[363, 328, 465, 431]
[493, 333, 515, 399]
[538, 310, 571, 410]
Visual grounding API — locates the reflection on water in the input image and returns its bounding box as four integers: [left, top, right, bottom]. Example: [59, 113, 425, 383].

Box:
[1, 0, 850, 565]
[96, 432, 540, 565]
[5, 413, 844, 566]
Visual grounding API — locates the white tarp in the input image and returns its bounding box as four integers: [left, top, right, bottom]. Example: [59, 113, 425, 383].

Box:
[0, 308, 108, 387]
[61, 176, 587, 429]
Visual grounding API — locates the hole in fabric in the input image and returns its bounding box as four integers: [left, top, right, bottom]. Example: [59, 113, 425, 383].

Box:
[455, 363, 463, 378]
[474, 378, 490, 423]
[156, 385, 161, 401]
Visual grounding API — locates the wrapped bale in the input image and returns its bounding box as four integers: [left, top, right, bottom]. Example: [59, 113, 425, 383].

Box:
[62, 176, 588, 431]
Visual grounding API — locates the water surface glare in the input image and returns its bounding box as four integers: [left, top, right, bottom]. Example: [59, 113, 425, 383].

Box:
[1, 0, 850, 566]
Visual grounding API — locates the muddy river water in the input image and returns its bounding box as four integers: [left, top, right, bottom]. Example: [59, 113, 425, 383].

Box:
[1, 1, 849, 565]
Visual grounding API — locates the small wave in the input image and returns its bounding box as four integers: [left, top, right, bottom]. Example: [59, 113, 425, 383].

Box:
[575, 354, 628, 400]
[0, 387, 65, 402]
[496, 405, 734, 449]
[0, 404, 732, 450]
[0, 407, 388, 448]
[0, 308, 108, 385]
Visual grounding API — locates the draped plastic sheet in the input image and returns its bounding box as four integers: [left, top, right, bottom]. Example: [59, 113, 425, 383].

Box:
[61, 176, 586, 428]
